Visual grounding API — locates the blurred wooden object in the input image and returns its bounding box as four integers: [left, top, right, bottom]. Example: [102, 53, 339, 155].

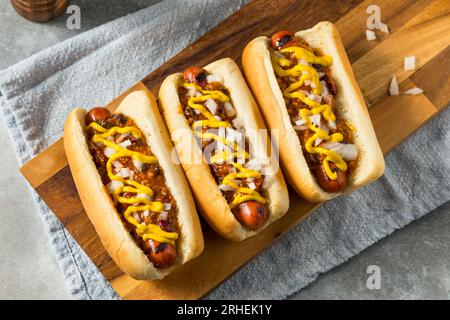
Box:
[11, 0, 70, 22]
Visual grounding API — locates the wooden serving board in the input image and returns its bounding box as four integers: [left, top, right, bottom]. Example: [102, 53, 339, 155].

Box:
[20, 0, 450, 299]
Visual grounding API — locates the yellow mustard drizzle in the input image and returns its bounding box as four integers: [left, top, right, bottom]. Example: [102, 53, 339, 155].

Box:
[88, 122, 178, 246]
[182, 83, 266, 209]
[272, 46, 349, 180]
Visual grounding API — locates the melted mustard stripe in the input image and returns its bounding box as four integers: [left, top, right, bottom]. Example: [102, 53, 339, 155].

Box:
[272, 45, 348, 181]
[88, 122, 178, 246]
[182, 83, 266, 209]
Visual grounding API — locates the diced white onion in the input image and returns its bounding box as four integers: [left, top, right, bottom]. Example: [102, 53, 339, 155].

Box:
[322, 142, 358, 161]
[379, 23, 389, 34]
[158, 211, 169, 221]
[310, 81, 316, 88]
[129, 170, 135, 181]
[194, 108, 201, 115]
[403, 87, 423, 95]
[308, 93, 322, 103]
[137, 193, 152, 201]
[132, 159, 143, 171]
[389, 75, 399, 96]
[119, 168, 130, 178]
[295, 118, 306, 126]
[309, 114, 321, 127]
[219, 184, 235, 192]
[328, 120, 337, 130]
[115, 133, 129, 143]
[194, 91, 203, 97]
[320, 122, 330, 135]
[107, 180, 123, 193]
[232, 118, 243, 129]
[205, 99, 218, 114]
[132, 213, 141, 223]
[366, 29, 376, 41]
[404, 56, 416, 71]
[318, 71, 325, 77]
[314, 138, 323, 146]
[248, 182, 256, 190]
[118, 140, 132, 148]
[294, 125, 307, 131]
[206, 74, 223, 83]
[245, 158, 262, 172]
[186, 86, 197, 97]
[321, 80, 330, 96]
[224, 102, 236, 117]
[214, 115, 222, 121]
[104, 147, 116, 158]
[142, 210, 150, 218]
[164, 203, 172, 211]
[304, 79, 311, 86]
[112, 160, 123, 169]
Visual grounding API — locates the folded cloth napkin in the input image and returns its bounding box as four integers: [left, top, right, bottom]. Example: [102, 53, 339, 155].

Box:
[1, 0, 449, 300]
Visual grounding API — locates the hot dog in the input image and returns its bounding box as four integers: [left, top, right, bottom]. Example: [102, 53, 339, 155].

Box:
[159, 58, 289, 241]
[63, 90, 204, 280]
[243, 22, 385, 202]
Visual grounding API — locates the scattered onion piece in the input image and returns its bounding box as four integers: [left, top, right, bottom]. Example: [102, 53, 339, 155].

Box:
[205, 99, 218, 114]
[404, 56, 416, 71]
[224, 102, 236, 117]
[389, 75, 399, 96]
[159, 211, 169, 221]
[403, 87, 424, 95]
[219, 184, 234, 192]
[107, 180, 123, 193]
[104, 147, 116, 158]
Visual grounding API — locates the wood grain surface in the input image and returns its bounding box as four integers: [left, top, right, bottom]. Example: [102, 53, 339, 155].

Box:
[20, 0, 450, 299]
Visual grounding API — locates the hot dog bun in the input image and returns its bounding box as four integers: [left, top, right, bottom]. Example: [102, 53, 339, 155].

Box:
[159, 58, 289, 241]
[63, 90, 204, 280]
[242, 21, 385, 202]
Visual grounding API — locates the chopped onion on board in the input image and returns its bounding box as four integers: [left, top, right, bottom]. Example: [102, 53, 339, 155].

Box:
[389, 75, 399, 96]
[404, 56, 416, 71]
[403, 87, 424, 95]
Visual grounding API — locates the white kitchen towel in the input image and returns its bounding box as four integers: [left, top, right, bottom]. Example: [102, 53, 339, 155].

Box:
[0, 0, 449, 299]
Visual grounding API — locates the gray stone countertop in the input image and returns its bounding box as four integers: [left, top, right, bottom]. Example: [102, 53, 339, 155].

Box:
[0, 0, 448, 300]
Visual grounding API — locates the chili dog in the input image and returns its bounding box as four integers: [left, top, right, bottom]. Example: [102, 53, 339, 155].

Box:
[242, 22, 385, 202]
[63, 90, 203, 280]
[159, 58, 289, 241]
